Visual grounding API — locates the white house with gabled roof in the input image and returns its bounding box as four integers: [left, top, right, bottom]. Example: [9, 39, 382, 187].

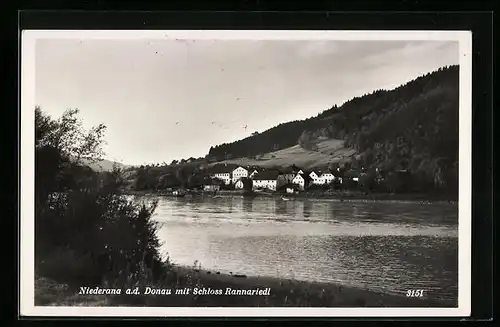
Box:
[231, 166, 248, 184]
[292, 172, 312, 191]
[320, 172, 336, 185]
[249, 169, 259, 179]
[309, 171, 322, 184]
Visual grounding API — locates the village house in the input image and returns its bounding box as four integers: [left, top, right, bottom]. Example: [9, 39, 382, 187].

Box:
[320, 172, 337, 185]
[208, 164, 237, 185]
[292, 172, 312, 191]
[248, 168, 259, 179]
[245, 165, 260, 179]
[279, 166, 300, 183]
[203, 184, 221, 192]
[310, 170, 332, 185]
[201, 175, 223, 192]
[234, 179, 244, 189]
[203, 179, 222, 192]
[278, 183, 301, 194]
[252, 170, 285, 192]
[234, 177, 253, 190]
[231, 166, 249, 184]
[309, 171, 320, 182]
[344, 169, 362, 183]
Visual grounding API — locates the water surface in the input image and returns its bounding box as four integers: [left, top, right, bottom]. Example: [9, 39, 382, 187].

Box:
[145, 196, 458, 303]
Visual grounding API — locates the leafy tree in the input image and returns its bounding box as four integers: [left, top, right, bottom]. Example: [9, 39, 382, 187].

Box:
[385, 172, 402, 193]
[328, 162, 340, 173]
[35, 107, 106, 164]
[35, 107, 164, 287]
[359, 171, 376, 192]
[175, 167, 188, 188]
[187, 173, 204, 189]
[298, 130, 319, 151]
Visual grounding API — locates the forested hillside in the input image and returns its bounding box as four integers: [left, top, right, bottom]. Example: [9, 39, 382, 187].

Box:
[208, 65, 459, 192]
[339, 66, 459, 190]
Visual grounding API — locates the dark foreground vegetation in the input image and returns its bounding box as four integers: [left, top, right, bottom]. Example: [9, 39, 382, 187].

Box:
[34, 107, 451, 308]
[35, 107, 165, 301]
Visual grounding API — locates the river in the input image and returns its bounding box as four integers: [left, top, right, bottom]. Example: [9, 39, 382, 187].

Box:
[142, 195, 458, 304]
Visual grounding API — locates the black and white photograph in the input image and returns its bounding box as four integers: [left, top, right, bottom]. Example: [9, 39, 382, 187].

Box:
[20, 30, 472, 317]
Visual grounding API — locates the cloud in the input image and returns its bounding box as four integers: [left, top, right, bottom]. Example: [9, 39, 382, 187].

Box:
[34, 39, 459, 165]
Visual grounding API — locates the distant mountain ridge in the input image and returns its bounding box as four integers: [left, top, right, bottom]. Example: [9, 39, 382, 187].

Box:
[127, 65, 459, 195]
[80, 158, 130, 172]
[207, 65, 459, 190]
[208, 65, 459, 173]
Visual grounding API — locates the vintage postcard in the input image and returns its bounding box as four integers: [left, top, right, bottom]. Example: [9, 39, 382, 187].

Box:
[20, 30, 472, 317]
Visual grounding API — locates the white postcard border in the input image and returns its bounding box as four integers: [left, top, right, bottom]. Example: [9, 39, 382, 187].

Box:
[20, 29, 472, 317]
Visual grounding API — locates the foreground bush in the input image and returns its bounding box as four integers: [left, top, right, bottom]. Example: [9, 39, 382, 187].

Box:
[34, 107, 168, 290]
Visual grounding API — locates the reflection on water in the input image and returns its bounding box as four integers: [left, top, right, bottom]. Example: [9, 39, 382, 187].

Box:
[146, 196, 458, 303]
[242, 198, 254, 212]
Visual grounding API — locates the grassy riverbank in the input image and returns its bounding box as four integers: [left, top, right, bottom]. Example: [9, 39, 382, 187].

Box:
[35, 265, 454, 308]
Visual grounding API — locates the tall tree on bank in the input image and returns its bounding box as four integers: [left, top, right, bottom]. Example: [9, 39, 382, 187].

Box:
[35, 107, 164, 287]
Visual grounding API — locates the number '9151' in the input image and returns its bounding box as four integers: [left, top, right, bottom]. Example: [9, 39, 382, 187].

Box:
[406, 290, 424, 297]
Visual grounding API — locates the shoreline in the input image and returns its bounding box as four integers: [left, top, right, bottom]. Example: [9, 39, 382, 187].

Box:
[165, 265, 455, 307]
[123, 189, 457, 204]
[35, 265, 456, 308]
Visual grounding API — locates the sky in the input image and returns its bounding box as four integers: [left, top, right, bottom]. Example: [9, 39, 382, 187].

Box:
[35, 38, 459, 166]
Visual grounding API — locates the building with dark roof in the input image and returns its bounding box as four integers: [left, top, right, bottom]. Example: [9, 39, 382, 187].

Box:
[252, 169, 285, 192]
[278, 182, 301, 194]
[276, 168, 296, 183]
[253, 169, 280, 180]
[207, 164, 239, 185]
